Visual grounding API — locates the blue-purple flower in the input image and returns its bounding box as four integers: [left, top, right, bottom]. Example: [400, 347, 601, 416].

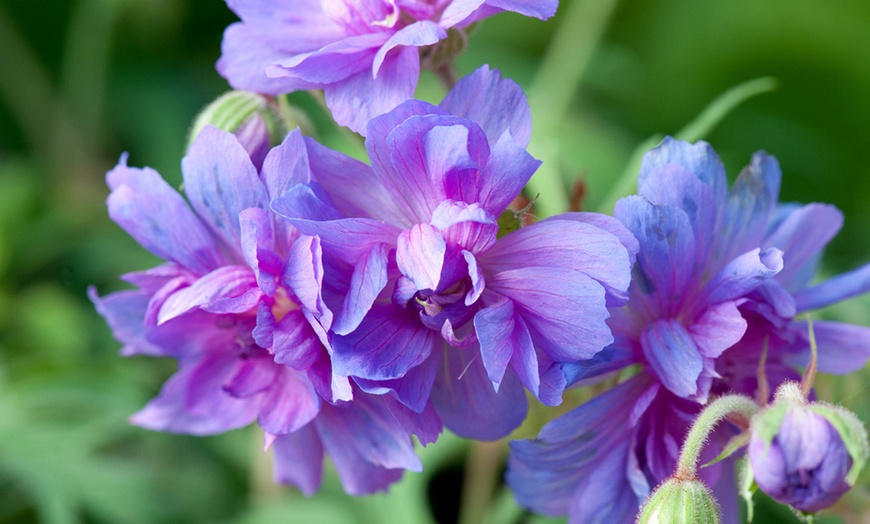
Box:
[91, 126, 439, 495]
[507, 137, 870, 523]
[270, 65, 636, 440]
[216, 0, 557, 133]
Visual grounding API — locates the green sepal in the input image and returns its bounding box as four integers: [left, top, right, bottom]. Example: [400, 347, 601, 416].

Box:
[737, 458, 757, 523]
[749, 403, 789, 449]
[702, 432, 750, 468]
[636, 478, 721, 524]
[809, 403, 869, 485]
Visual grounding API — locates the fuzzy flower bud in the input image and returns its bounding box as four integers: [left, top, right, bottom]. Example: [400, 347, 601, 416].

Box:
[748, 382, 868, 513]
[636, 477, 722, 524]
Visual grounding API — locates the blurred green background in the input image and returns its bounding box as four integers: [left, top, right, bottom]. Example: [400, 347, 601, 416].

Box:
[2, 0, 870, 522]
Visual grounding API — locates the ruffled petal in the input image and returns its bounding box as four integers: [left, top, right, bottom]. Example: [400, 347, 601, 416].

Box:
[638, 137, 728, 209]
[786, 320, 870, 374]
[688, 301, 747, 359]
[439, 65, 532, 147]
[267, 33, 386, 83]
[507, 376, 652, 519]
[484, 218, 633, 307]
[217, 23, 319, 95]
[486, 266, 611, 362]
[181, 126, 269, 254]
[794, 261, 870, 313]
[323, 45, 419, 134]
[157, 266, 258, 324]
[257, 367, 321, 435]
[396, 223, 446, 291]
[333, 244, 389, 335]
[331, 305, 439, 380]
[473, 295, 533, 391]
[483, 0, 558, 20]
[130, 352, 259, 435]
[372, 21, 445, 75]
[106, 157, 222, 274]
[702, 247, 783, 305]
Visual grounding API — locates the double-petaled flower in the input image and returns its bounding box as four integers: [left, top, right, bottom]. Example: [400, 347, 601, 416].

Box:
[507, 137, 870, 523]
[217, 0, 557, 133]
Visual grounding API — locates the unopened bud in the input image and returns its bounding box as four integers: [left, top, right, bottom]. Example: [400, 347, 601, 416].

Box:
[749, 382, 868, 513]
[636, 477, 721, 524]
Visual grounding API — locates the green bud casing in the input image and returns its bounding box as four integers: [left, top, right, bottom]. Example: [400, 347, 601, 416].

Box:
[636, 478, 721, 524]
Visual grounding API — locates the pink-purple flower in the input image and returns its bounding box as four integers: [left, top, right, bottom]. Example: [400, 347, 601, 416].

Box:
[90, 126, 439, 495]
[270, 66, 636, 440]
[217, 0, 557, 133]
[507, 137, 870, 523]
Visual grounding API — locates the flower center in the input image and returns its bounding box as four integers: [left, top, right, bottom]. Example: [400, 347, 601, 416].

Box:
[271, 286, 299, 323]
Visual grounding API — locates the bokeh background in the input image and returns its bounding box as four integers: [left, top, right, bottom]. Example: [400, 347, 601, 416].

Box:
[2, 0, 870, 522]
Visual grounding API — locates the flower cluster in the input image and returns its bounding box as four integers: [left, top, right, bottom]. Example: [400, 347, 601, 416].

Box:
[93, 65, 635, 494]
[507, 138, 870, 522]
[92, 0, 870, 519]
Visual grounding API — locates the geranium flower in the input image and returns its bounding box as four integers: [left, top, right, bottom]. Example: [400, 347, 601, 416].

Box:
[91, 126, 438, 495]
[507, 137, 870, 523]
[216, 0, 558, 133]
[271, 65, 637, 440]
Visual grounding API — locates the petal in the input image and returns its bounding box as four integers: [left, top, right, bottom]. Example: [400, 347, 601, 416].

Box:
[316, 393, 422, 493]
[267, 33, 386, 83]
[688, 301, 747, 359]
[484, 218, 633, 306]
[323, 45, 419, 134]
[718, 151, 781, 263]
[271, 309, 323, 371]
[439, 0, 487, 27]
[786, 320, 870, 374]
[473, 295, 534, 391]
[283, 235, 331, 325]
[506, 375, 652, 519]
[239, 208, 282, 296]
[439, 65, 532, 147]
[614, 195, 696, 314]
[106, 158, 222, 274]
[702, 247, 783, 305]
[354, 351, 439, 413]
[430, 200, 498, 253]
[641, 319, 703, 398]
[476, 130, 540, 216]
[217, 23, 318, 95]
[372, 21, 445, 75]
[130, 353, 259, 435]
[89, 288, 163, 357]
[638, 137, 728, 209]
[181, 126, 269, 252]
[794, 262, 870, 313]
[258, 367, 321, 435]
[486, 266, 611, 362]
[430, 345, 528, 440]
[260, 128, 311, 199]
[331, 305, 439, 380]
[483, 0, 558, 20]
[157, 266, 257, 324]
[227, 0, 345, 50]
[545, 212, 639, 267]
[271, 426, 324, 495]
[396, 223, 446, 291]
[333, 243, 389, 335]
[764, 203, 843, 290]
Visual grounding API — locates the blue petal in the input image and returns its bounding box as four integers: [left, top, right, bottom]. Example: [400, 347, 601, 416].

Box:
[331, 305, 439, 380]
[181, 126, 269, 253]
[764, 203, 843, 290]
[640, 319, 703, 398]
[638, 137, 728, 209]
[271, 426, 323, 495]
[794, 261, 870, 313]
[430, 345, 527, 440]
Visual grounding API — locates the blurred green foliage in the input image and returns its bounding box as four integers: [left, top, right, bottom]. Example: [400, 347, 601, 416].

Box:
[1, 0, 870, 522]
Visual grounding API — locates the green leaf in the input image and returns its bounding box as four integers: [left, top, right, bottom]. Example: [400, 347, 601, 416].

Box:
[702, 431, 750, 468]
[738, 458, 757, 523]
[675, 77, 778, 143]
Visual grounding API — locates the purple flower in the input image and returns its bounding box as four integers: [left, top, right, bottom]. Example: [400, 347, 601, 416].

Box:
[216, 0, 557, 133]
[270, 66, 636, 440]
[749, 402, 852, 513]
[507, 137, 870, 523]
[90, 126, 439, 495]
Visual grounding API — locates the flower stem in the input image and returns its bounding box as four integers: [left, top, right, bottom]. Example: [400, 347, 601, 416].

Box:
[675, 395, 759, 479]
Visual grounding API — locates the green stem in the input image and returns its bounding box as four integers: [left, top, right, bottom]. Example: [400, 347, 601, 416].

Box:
[676, 395, 759, 479]
[525, 0, 621, 218]
[458, 441, 505, 524]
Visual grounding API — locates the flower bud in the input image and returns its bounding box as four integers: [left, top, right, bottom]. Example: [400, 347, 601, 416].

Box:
[188, 91, 293, 170]
[748, 383, 868, 513]
[636, 478, 721, 524]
